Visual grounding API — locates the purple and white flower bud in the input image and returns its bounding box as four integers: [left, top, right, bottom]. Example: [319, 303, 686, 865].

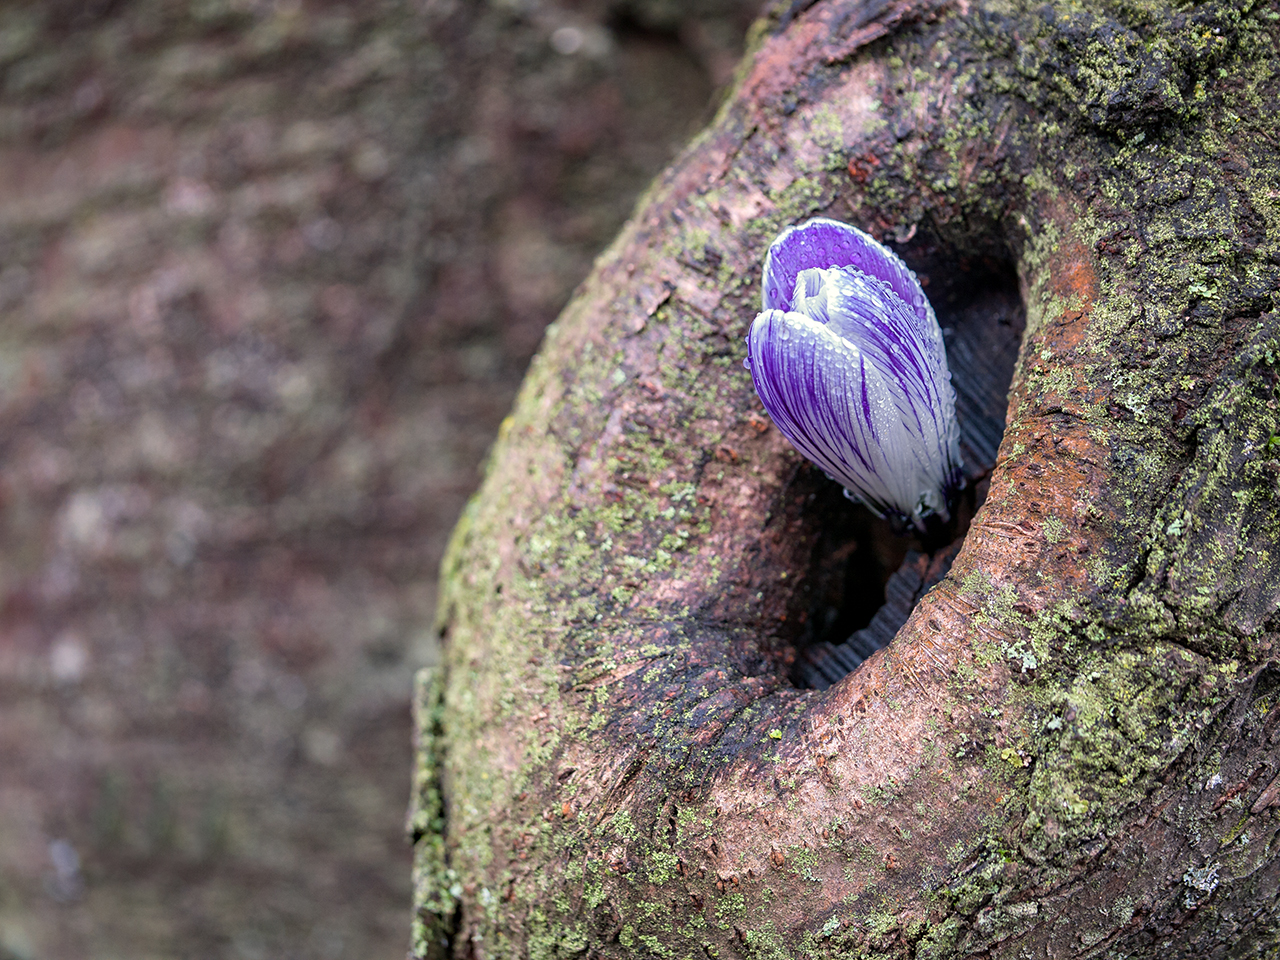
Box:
[744, 218, 963, 531]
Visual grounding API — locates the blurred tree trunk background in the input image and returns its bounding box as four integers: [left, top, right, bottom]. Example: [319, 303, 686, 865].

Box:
[414, 0, 1280, 956]
[0, 1, 761, 957]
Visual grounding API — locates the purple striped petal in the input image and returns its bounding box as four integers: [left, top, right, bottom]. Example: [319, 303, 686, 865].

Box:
[762, 218, 936, 332]
[746, 220, 961, 530]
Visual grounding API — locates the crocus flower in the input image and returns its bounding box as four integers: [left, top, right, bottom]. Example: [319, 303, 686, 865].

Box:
[744, 218, 962, 531]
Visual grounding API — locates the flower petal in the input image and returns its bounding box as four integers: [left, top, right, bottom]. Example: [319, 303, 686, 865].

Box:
[761, 218, 935, 332]
[746, 280, 960, 525]
[798, 266, 956, 466]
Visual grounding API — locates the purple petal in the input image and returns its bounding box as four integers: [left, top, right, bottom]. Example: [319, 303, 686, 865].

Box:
[746, 296, 960, 525]
[803, 267, 953, 449]
[746, 217, 964, 529]
[761, 218, 934, 331]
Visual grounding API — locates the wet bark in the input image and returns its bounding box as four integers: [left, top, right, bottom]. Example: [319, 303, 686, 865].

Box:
[412, 0, 1280, 957]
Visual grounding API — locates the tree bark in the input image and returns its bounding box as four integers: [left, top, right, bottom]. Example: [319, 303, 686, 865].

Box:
[411, 0, 1280, 956]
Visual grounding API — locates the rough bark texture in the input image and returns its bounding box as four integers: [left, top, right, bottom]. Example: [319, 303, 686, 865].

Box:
[414, 0, 1280, 957]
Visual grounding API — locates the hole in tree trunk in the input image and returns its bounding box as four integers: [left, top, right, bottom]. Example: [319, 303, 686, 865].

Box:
[788, 251, 1025, 690]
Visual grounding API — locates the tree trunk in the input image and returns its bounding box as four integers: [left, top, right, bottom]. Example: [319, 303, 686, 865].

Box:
[411, 0, 1280, 956]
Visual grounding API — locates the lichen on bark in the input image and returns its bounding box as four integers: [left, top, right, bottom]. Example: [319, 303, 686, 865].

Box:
[413, 0, 1280, 956]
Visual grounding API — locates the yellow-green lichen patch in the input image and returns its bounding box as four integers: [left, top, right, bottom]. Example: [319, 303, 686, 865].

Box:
[409, 667, 459, 959]
[1027, 644, 1231, 840]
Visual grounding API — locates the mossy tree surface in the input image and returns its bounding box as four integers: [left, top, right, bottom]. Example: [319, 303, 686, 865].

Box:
[411, 0, 1280, 956]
